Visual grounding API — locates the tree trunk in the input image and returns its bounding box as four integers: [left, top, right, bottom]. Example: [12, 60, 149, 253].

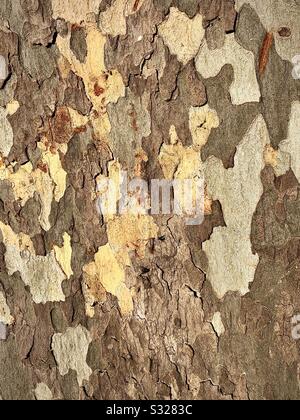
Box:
[0, 0, 300, 400]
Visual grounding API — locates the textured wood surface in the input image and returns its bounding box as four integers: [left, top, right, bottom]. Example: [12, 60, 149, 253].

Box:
[0, 0, 300, 400]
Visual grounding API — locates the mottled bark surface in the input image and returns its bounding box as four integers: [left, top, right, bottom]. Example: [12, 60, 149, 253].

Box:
[0, 0, 300, 400]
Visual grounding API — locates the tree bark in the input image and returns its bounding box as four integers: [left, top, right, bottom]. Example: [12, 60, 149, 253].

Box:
[0, 0, 300, 400]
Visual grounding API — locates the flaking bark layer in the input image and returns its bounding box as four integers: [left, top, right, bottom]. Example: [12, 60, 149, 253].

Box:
[0, 0, 299, 400]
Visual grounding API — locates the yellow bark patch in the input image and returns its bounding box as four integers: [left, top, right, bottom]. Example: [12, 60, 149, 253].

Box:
[56, 24, 125, 144]
[189, 105, 220, 150]
[107, 215, 159, 267]
[264, 144, 279, 167]
[57, 25, 124, 107]
[158, 141, 203, 218]
[83, 244, 133, 316]
[0, 221, 34, 253]
[91, 157, 158, 317]
[159, 137, 201, 181]
[38, 142, 67, 202]
[54, 233, 73, 279]
[159, 127, 207, 220]
[6, 100, 20, 116]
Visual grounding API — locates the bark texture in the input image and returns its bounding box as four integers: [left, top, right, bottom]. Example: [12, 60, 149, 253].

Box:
[0, 0, 300, 400]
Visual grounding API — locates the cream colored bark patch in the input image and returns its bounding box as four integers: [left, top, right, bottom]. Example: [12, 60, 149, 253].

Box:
[0, 55, 7, 80]
[0, 222, 66, 304]
[5, 250, 66, 304]
[264, 104, 300, 179]
[278, 102, 300, 183]
[159, 126, 203, 181]
[99, 0, 127, 37]
[52, 325, 92, 386]
[83, 243, 133, 316]
[0, 292, 14, 326]
[96, 160, 123, 222]
[54, 233, 73, 279]
[159, 140, 201, 181]
[0, 221, 34, 252]
[212, 312, 225, 337]
[34, 383, 53, 400]
[68, 108, 89, 130]
[99, 0, 145, 36]
[0, 101, 20, 159]
[159, 7, 205, 65]
[236, 0, 300, 63]
[189, 105, 220, 150]
[196, 34, 261, 105]
[52, 0, 101, 23]
[203, 115, 268, 298]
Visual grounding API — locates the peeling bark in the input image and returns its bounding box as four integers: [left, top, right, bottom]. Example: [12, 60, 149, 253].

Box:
[0, 0, 300, 401]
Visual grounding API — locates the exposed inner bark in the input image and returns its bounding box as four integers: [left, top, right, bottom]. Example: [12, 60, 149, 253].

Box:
[0, 0, 300, 401]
